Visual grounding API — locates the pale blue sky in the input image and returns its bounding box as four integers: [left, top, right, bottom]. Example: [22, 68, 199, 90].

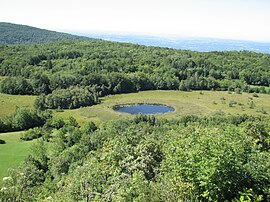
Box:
[1, 0, 270, 41]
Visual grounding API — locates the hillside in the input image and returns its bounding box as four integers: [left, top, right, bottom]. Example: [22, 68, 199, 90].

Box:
[0, 22, 90, 44]
[0, 40, 269, 98]
[80, 33, 270, 54]
[0, 27, 270, 201]
[1, 113, 269, 201]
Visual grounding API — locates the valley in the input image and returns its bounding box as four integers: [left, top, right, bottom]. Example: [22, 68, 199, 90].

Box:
[57, 90, 270, 124]
[0, 23, 269, 201]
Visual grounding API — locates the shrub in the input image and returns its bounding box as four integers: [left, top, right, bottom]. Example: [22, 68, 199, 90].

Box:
[0, 108, 49, 133]
[48, 117, 65, 129]
[12, 108, 45, 130]
[252, 93, 259, 98]
[0, 77, 33, 95]
[257, 107, 267, 115]
[81, 121, 97, 133]
[235, 88, 241, 94]
[35, 86, 99, 109]
[20, 127, 44, 141]
[220, 97, 226, 101]
[0, 139, 6, 144]
[229, 100, 237, 107]
[0, 118, 12, 133]
[249, 101, 255, 109]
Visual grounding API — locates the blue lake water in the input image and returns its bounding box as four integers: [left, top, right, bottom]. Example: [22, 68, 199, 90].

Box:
[115, 104, 174, 114]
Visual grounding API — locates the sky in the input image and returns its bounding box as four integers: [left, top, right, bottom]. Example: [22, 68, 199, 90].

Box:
[1, 0, 270, 42]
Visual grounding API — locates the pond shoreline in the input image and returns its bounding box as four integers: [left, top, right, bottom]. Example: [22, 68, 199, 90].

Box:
[114, 103, 175, 114]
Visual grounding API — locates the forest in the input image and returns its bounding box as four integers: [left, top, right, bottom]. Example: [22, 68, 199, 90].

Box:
[0, 23, 89, 44]
[0, 113, 270, 201]
[0, 37, 270, 201]
[0, 40, 269, 110]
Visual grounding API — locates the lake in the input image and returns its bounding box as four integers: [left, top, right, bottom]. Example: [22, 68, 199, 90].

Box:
[114, 104, 175, 114]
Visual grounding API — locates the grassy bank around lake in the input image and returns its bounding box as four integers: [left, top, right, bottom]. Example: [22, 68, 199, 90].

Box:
[1, 89, 269, 181]
[0, 131, 35, 184]
[0, 93, 36, 117]
[56, 90, 270, 124]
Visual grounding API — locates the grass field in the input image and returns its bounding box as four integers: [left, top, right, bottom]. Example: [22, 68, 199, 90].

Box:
[0, 93, 36, 184]
[1, 90, 270, 182]
[0, 93, 36, 117]
[0, 131, 35, 184]
[56, 90, 270, 125]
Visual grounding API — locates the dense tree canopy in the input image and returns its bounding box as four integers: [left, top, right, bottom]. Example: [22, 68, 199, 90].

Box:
[0, 40, 269, 109]
[0, 22, 90, 44]
[0, 108, 50, 132]
[34, 86, 99, 110]
[1, 114, 269, 201]
[1, 37, 270, 201]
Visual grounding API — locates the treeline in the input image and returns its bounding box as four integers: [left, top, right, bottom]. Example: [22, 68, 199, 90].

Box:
[1, 114, 269, 201]
[0, 40, 270, 109]
[0, 22, 90, 44]
[0, 108, 50, 133]
[35, 86, 99, 110]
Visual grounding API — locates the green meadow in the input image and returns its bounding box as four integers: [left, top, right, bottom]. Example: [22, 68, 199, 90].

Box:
[0, 89, 270, 196]
[56, 90, 270, 125]
[1, 89, 270, 183]
[0, 93, 36, 183]
[0, 131, 35, 184]
[0, 93, 36, 117]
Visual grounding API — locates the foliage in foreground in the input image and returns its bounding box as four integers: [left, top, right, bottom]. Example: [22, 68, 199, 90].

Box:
[1, 114, 270, 201]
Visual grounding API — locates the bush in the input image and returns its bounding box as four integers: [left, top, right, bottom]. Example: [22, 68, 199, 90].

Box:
[0, 139, 6, 144]
[0, 118, 11, 133]
[235, 88, 241, 94]
[47, 117, 65, 129]
[257, 107, 267, 115]
[35, 86, 99, 109]
[0, 108, 49, 133]
[249, 101, 255, 109]
[229, 100, 237, 107]
[12, 108, 45, 130]
[20, 127, 44, 141]
[81, 121, 97, 133]
[0, 77, 33, 95]
[252, 93, 259, 97]
[220, 97, 226, 101]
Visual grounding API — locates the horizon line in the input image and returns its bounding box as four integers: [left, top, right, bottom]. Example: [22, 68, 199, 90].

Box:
[2, 22, 270, 43]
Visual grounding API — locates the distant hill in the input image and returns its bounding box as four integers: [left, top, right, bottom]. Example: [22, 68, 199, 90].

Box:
[0, 22, 91, 44]
[2, 22, 269, 53]
[78, 33, 270, 54]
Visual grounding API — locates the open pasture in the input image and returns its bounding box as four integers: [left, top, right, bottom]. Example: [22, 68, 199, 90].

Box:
[56, 90, 270, 124]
